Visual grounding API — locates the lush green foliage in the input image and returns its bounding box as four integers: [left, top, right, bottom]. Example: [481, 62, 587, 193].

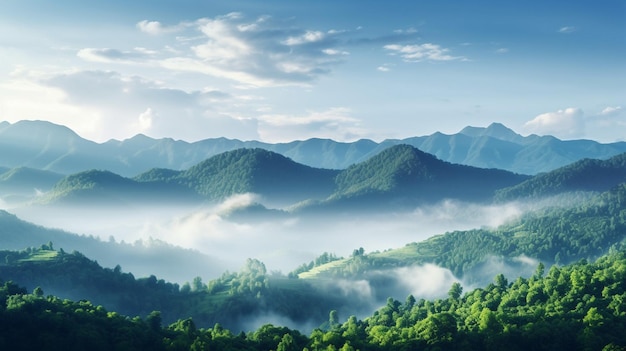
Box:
[175, 148, 338, 202]
[46, 148, 339, 205]
[495, 152, 626, 201]
[1, 248, 625, 350]
[304, 183, 626, 280]
[0, 247, 355, 331]
[329, 144, 528, 208]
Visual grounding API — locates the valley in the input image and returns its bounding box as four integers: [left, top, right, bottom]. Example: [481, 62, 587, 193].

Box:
[1, 121, 625, 350]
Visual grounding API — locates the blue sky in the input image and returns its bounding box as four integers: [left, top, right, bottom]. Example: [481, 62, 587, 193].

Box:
[0, 0, 624, 143]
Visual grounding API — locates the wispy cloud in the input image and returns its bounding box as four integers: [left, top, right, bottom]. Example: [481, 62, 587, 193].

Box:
[37, 70, 259, 141]
[384, 43, 467, 62]
[600, 106, 622, 116]
[558, 26, 576, 34]
[257, 107, 366, 142]
[137, 20, 188, 35]
[77, 48, 154, 64]
[130, 14, 350, 87]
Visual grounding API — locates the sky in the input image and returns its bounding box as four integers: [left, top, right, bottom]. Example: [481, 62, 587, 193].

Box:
[0, 0, 624, 143]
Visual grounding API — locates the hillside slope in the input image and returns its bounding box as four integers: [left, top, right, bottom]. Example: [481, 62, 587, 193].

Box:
[495, 152, 626, 201]
[308, 144, 529, 211]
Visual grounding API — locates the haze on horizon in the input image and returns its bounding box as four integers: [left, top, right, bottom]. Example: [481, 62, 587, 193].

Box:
[0, 0, 624, 144]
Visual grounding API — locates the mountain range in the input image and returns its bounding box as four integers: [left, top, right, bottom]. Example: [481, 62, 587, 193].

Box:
[2, 120, 626, 177]
[36, 145, 529, 210]
[10, 143, 626, 212]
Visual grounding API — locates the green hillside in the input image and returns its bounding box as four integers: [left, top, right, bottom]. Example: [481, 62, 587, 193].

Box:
[495, 152, 626, 201]
[41, 169, 200, 205]
[300, 182, 626, 280]
[322, 144, 528, 209]
[43, 148, 339, 206]
[1, 246, 625, 350]
[176, 148, 339, 203]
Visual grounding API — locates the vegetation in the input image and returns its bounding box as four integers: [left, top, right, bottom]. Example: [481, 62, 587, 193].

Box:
[495, 152, 626, 201]
[302, 182, 626, 280]
[175, 148, 338, 202]
[325, 144, 528, 210]
[1, 247, 625, 350]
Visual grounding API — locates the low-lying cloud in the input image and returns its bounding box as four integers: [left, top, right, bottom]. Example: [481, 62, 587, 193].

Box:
[11, 195, 527, 285]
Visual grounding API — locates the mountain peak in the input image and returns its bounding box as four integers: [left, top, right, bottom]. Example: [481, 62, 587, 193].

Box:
[8, 120, 83, 140]
[459, 122, 523, 143]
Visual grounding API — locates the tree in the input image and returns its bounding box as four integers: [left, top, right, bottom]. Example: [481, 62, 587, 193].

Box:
[147, 311, 162, 332]
[191, 276, 204, 292]
[276, 333, 297, 351]
[494, 274, 508, 290]
[33, 286, 44, 297]
[534, 262, 545, 279]
[448, 282, 463, 300]
[329, 310, 340, 329]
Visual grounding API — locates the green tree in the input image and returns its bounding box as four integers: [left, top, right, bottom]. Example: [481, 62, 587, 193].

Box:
[448, 282, 463, 300]
[276, 333, 297, 351]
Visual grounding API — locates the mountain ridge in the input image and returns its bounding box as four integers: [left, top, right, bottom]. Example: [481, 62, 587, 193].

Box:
[2, 120, 626, 177]
[38, 145, 530, 209]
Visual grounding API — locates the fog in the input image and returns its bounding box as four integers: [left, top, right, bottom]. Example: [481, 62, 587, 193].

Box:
[8, 194, 528, 284]
[2, 193, 553, 331]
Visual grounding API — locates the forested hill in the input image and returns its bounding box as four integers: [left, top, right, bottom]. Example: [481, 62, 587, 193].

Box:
[40, 169, 201, 205]
[40, 145, 529, 209]
[174, 148, 339, 204]
[43, 148, 339, 207]
[298, 181, 626, 280]
[495, 152, 626, 202]
[0, 246, 624, 350]
[315, 144, 529, 210]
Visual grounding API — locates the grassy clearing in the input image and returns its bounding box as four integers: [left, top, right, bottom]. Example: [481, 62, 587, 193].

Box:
[298, 259, 348, 279]
[18, 250, 59, 262]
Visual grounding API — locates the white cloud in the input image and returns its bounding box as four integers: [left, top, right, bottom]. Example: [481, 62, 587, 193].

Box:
[0, 75, 102, 138]
[495, 48, 509, 54]
[523, 107, 585, 138]
[77, 48, 153, 64]
[558, 26, 576, 34]
[283, 30, 325, 46]
[36, 70, 259, 142]
[136, 107, 155, 131]
[377, 65, 390, 72]
[257, 107, 366, 142]
[600, 106, 622, 116]
[322, 49, 349, 56]
[393, 265, 460, 298]
[139, 14, 348, 87]
[137, 20, 186, 35]
[384, 43, 466, 62]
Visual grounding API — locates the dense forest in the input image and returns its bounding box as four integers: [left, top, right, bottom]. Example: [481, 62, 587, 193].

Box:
[291, 183, 626, 281]
[1, 246, 625, 350]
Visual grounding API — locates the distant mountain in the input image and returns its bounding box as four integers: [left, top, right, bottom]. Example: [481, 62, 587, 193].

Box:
[41, 169, 201, 205]
[0, 120, 117, 174]
[2, 120, 626, 177]
[495, 152, 626, 201]
[393, 123, 626, 175]
[0, 167, 64, 200]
